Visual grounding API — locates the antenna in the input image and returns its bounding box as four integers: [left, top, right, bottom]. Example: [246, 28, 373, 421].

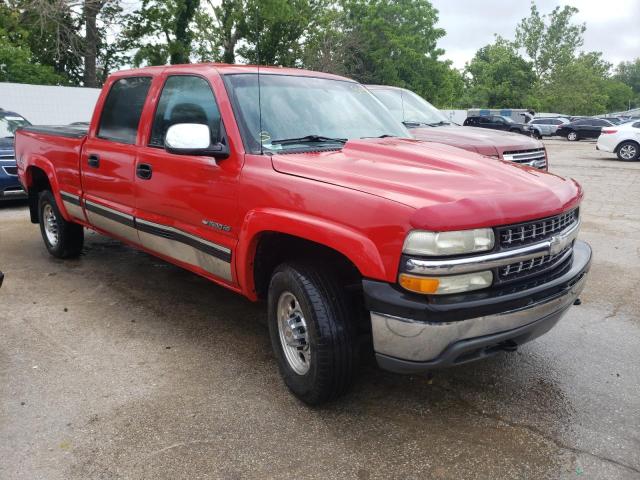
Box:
[256, 4, 263, 155]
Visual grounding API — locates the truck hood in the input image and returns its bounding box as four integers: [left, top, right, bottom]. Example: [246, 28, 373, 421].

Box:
[409, 125, 542, 157]
[271, 138, 581, 231]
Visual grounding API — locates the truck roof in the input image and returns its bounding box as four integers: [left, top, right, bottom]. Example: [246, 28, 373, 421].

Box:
[109, 63, 354, 83]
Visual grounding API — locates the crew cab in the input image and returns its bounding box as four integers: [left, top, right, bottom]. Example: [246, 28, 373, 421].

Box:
[368, 86, 548, 170]
[15, 65, 591, 404]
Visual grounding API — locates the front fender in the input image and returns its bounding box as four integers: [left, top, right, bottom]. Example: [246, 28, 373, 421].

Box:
[235, 208, 388, 299]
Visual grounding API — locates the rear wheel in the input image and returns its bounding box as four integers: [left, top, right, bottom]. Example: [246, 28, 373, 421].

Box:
[38, 190, 84, 258]
[617, 141, 639, 161]
[566, 131, 578, 141]
[267, 262, 356, 405]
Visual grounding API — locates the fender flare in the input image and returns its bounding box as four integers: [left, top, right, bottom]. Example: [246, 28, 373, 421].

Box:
[24, 157, 72, 221]
[235, 208, 387, 299]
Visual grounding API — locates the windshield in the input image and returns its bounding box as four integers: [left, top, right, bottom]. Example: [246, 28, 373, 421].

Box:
[0, 114, 31, 138]
[224, 74, 410, 153]
[370, 88, 449, 126]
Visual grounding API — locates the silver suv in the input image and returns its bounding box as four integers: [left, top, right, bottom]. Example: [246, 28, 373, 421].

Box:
[529, 117, 570, 138]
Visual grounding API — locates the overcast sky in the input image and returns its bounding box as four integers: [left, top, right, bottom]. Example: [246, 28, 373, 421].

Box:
[430, 0, 640, 70]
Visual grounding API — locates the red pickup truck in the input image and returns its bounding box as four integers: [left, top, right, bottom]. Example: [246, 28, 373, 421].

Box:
[15, 64, 591, 404]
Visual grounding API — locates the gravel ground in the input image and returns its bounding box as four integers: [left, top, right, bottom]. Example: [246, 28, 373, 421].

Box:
[1, 138, 639, 479]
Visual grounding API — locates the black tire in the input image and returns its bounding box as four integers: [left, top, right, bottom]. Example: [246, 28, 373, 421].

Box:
[616, 141, 640, 161]
[267, 262, 356, 405]
[38, 190, 84, 258]
[566, 130, 578, 141]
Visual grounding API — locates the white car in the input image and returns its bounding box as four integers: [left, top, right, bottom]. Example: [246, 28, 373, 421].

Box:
[596, 120, 640, 161]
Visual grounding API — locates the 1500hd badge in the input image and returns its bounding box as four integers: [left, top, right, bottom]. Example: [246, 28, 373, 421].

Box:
[202, 219, 232, 232]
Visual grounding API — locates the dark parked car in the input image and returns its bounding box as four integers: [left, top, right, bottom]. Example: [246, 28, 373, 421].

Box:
[556, 118, 615, 141]
[0, 109, 31, 201]
[463, 115, 532, 136]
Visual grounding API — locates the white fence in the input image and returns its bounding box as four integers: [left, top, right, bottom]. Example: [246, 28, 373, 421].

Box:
[0, 82, 101, 125]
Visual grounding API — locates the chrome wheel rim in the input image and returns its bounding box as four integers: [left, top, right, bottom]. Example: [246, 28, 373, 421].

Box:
[567, 132, 577, 141]
[277, 291, 311, 375]
[43, 204, 59, 247]
[620, 144, 636, 160]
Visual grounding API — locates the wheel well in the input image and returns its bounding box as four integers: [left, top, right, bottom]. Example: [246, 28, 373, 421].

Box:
[253, 232, 362, 300]
[615, 139, 639, 153]
[26, 167, 51, 223]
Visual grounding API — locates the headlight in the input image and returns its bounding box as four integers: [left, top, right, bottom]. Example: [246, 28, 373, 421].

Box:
[403, 229, 495, 256]
[399, 271, 493, 295]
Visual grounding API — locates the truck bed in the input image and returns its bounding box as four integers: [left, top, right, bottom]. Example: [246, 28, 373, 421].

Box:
[20, 124, 88, 139]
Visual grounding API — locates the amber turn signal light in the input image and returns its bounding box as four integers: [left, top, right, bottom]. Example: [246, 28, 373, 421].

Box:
[398, 274, 440, 294]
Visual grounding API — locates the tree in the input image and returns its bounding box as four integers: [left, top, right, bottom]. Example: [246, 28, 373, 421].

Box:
[463, 38, 535, 108]
[1, 0, 129, 86]
[238, 0, 317, 66]
[321, 0, 460, 107]
[0, 29, 63, 84]
[614, 58, 640, 107]
[127, 0, 201, 67]
[515, 3, 585, 80]
[537, 54, 609, 115]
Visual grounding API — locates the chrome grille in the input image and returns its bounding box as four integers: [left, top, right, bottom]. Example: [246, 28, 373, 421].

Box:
[498, 209, 578, 249]
[2, 166, 18, 176]
[498, 246, 572, 281]
[0, 153, 14, 160]
[502, 148, 547, 169]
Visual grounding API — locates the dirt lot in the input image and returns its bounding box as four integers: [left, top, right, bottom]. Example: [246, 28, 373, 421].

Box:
[1, 139, 639, 479]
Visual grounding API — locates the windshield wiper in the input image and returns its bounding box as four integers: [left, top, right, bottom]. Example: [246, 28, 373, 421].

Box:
[403, 120, 431, 127]
[270, 134, 347, 146]
[426, 121, 450, 126]
[361, 134, 397, 139]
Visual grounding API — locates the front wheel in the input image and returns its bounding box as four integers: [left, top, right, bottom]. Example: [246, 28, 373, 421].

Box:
[267, 263, 356, 405]
[617, 141, 639, 161]
[38, 190, 84, 258]
[566, 131, 578, 141]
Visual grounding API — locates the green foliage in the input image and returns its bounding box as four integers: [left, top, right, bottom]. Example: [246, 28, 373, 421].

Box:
[238, 0, 317, 66]
[515, 2, 585, 79]
[0, 28, 63, 84]
[304, 0, 461, 108]
[614, 59, 640, 108]
[463, 38, 535, 108]
[127, 0, 201, 66]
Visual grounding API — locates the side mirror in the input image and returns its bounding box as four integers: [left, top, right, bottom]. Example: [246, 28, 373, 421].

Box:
[164, 123, 229, 159]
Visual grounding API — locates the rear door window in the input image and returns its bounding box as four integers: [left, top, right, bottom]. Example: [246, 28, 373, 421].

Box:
[98, 77, 152, 144]
[149, 75, 221, 147]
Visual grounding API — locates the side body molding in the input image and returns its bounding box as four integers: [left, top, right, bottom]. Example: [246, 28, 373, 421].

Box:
[235, 208, 388, 300]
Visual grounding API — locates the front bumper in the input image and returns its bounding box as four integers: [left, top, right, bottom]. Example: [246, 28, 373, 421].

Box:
[364, 240, 591, 373]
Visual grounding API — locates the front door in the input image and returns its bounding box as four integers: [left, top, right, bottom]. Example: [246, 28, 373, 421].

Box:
[134, 74, 241, 284]
[81, 76, 152, 244]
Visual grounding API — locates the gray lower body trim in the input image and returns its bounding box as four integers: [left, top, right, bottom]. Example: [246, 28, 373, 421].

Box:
[69, 194, 233, 282]
[371, 273, 586, 363]
[60, 192, 85, 220]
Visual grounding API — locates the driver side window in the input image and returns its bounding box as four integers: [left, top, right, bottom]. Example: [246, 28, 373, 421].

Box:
[149, 75, 221, 147]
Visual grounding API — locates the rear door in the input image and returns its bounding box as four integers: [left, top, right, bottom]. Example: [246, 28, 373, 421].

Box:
[81, 76, 152, 243]
[134, 73, 242, 284]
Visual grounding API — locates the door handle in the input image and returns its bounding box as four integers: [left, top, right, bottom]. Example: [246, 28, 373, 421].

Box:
[136, 163, 153, 180]
[88, 154, 100, 168]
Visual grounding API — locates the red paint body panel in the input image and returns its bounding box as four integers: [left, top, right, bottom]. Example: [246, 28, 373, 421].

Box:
[409, 125, 543, 159]
[15, 64, 583, 301]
